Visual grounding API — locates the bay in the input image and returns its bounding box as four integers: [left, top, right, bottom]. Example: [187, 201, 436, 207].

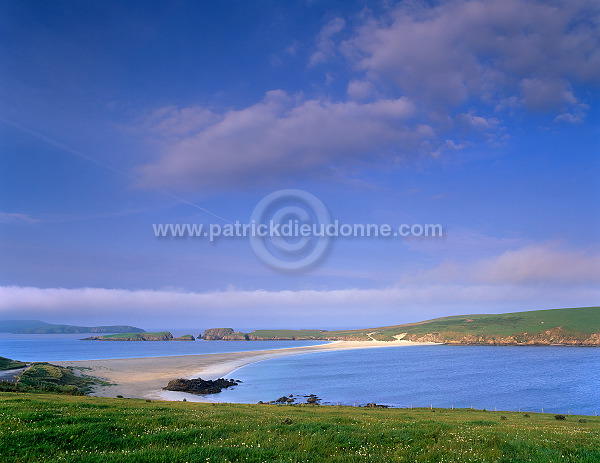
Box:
[1, 335, 598, 416]
[214, 345, 600, 416]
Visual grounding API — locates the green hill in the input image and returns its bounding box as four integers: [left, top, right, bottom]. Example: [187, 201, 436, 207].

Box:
[0, 320, 145, 334]
[204, 306, 600, 346]
[0, 320, 50, 333]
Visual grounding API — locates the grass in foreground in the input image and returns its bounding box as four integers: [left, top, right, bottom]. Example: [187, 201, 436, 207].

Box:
[0, 393, 598, 462]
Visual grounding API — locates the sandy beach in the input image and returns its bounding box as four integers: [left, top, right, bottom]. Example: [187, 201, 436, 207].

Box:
[56, 340, 437, 402]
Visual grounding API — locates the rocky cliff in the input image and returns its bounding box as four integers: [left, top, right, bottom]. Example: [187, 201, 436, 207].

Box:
[202, 328, 249, 340]
[172, 335, 195, 341]
[403, 327, 600, 346]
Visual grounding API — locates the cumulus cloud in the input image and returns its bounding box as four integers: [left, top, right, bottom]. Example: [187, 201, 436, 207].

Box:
[554, 103, 590, 124]
[347, 79, 375, 101]
[309, 17, 346, 66]
[343, 0, 600, 111]
[139, 105, 219, 138]
[137, 91, 423, 190]
[519, 78, 577, 112]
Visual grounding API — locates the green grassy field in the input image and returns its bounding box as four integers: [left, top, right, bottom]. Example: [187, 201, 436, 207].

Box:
[0, 393, 598, 462]
[245, 306, 600, 343]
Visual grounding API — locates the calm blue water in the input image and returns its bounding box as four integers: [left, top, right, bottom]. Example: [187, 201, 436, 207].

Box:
[1, 335, 598, 415]
[215, 345, 600, 416]
[0, 334, 326, 362]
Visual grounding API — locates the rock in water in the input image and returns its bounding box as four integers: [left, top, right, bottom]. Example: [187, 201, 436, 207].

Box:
[163, 378, 239, 394]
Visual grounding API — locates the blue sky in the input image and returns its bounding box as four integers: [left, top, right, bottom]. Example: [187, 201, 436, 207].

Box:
[1, 0, 599, 330]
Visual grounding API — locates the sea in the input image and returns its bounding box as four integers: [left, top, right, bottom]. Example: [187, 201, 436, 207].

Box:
[1, 334, 598, 416]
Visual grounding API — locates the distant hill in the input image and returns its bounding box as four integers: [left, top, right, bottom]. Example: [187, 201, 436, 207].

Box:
[0, 320, 145, 334]
[0, 320, 51, 333]
[202, 306, 600, 346]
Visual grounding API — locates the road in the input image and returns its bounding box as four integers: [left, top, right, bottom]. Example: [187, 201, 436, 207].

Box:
[0, 367, 28, 383]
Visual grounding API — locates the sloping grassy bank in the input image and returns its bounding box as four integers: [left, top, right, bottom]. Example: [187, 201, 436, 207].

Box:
[0, 360, 108, 395]
[0, 393, 598, 462]
[0, 356, 27, 370]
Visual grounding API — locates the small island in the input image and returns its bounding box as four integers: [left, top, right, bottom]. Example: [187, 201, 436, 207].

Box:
[82, 332, 195, 341]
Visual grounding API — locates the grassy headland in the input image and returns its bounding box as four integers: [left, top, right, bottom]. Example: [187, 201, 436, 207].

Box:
[82, 332, 195, 341]
[203, 306, 600, 346]
[0, 393, 597, 462]
[0, 362, 108, 395]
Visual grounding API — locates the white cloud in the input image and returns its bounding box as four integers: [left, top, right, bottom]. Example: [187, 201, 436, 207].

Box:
[347, 79, 375, 101]
[137, 91, 421, 190]
[554, 103, 590, 124]
[0, 213, 40, 224]
[309, 17, 346, 66]
[519, 78, 578, 112]
[343, 0, 600, 112]
[402, 243, 600, 286]
[0, 282, 597, 330]
[137, 105, 219, 138]
[473, 245, 600, 285]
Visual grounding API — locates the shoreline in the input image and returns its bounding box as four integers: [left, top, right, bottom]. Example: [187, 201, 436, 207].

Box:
[55, 340, 438, 402]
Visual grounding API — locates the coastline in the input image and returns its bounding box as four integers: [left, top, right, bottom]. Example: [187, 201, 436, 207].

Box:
[55, 339, 438, 402]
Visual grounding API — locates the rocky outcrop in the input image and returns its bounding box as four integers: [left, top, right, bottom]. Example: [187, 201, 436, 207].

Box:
[202, 328, 235, 340]
[172, 335, 195, 341]
[164, 377, 239, 394]
[202, 328, 250, 340]
[82, 332, 173, 341]
[223, 333, 250, 340]
[403, 327, 600, 346]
